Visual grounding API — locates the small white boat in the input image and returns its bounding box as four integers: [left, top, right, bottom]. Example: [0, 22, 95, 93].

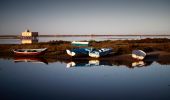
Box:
[71, 41, 89, 46]
[132, 50, 146, 60]
[13, 48, 47, 56]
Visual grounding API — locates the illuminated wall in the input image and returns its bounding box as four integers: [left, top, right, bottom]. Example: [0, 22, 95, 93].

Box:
[21, 29, 38, 37]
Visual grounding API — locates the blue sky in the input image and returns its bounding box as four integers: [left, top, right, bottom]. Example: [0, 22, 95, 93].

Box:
[0, 0, 170, 35]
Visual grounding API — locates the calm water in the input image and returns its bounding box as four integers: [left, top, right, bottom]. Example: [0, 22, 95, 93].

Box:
[0, 35, 170, 44]
[0, 58, 170, 100]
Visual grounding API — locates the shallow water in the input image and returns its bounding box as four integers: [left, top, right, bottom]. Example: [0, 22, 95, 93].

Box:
[0, 58, 170, 100]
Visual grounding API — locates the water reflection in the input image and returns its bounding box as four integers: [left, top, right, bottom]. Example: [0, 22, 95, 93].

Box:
[65, 53, 170, 68]
[132, 61, 145, 67]
[14, 57, 48, 65]
[1, 52, 170, 68]
[21, 38, 38, 44]
[66, 59, 154, 68]
[8, 56, 155, 68]
[132, 60, 154, 67]
[1, 53, 170, 100]
[66, 60, 111, 68]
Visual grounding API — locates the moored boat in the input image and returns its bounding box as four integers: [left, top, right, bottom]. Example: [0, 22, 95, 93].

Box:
[66, 48, 92, 57]
[13, 48, 47, 56]
[132, 50, 146, 60]
[89, 48, 113, 58]
[71, 41, 89, 46]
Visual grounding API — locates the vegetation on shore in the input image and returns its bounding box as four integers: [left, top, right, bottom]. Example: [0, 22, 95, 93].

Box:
[0, 38, 170, 59]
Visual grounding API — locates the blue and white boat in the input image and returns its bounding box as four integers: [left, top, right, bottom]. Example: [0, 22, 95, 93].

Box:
[66, 48, 92, 57]
[89, 48, 113, 58]
[66, 48, 113, 58]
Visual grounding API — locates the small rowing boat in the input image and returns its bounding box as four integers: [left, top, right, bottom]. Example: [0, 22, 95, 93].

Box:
[89, 48, 113, 58]
[13, 48, 47, 56]
[71, 41, 89, 46]
[132, 50, 146, 60]
[66, 48, 92, 57]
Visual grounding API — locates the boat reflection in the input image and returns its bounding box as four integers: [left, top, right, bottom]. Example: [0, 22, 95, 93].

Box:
[21, 38, 38, 44]
[66, 59, 154, 68]
[132, 61, 145, 67]
[6, 51, 170, 67]
[131, 60, 153, 67]
[14, 57, 48, 64]
[67, 60, 100, 68]
[66, 60, 114, 68]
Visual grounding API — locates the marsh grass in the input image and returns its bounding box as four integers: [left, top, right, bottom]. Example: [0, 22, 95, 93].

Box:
[0, 39, 170, 58]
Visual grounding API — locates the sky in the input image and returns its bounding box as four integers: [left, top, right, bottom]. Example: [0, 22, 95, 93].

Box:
[0, 0, 170, 35]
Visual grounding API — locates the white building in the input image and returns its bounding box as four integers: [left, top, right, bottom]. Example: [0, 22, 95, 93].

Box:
[21, 29, 38, 44]
[21, 29, 38, 38]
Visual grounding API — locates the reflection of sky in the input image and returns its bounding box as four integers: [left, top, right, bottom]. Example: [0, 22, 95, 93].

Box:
[0, 0, 170, 35]
[0, 59, 170, 99]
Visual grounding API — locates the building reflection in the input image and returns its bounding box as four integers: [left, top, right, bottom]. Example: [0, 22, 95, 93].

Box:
[21, 38, 38, 44]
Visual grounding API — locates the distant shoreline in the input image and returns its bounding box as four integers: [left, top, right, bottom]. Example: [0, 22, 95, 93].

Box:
[1, 34, 170, 39]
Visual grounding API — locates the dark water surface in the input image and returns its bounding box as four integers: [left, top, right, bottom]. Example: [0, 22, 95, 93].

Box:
[0, 58, 170, 100]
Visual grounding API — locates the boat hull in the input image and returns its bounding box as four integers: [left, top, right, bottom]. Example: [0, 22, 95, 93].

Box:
[89, 48, 113, 58]
[66, 48, 91, 57]
[13, 48, 47, 56]
[132, 50, 146, 60]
